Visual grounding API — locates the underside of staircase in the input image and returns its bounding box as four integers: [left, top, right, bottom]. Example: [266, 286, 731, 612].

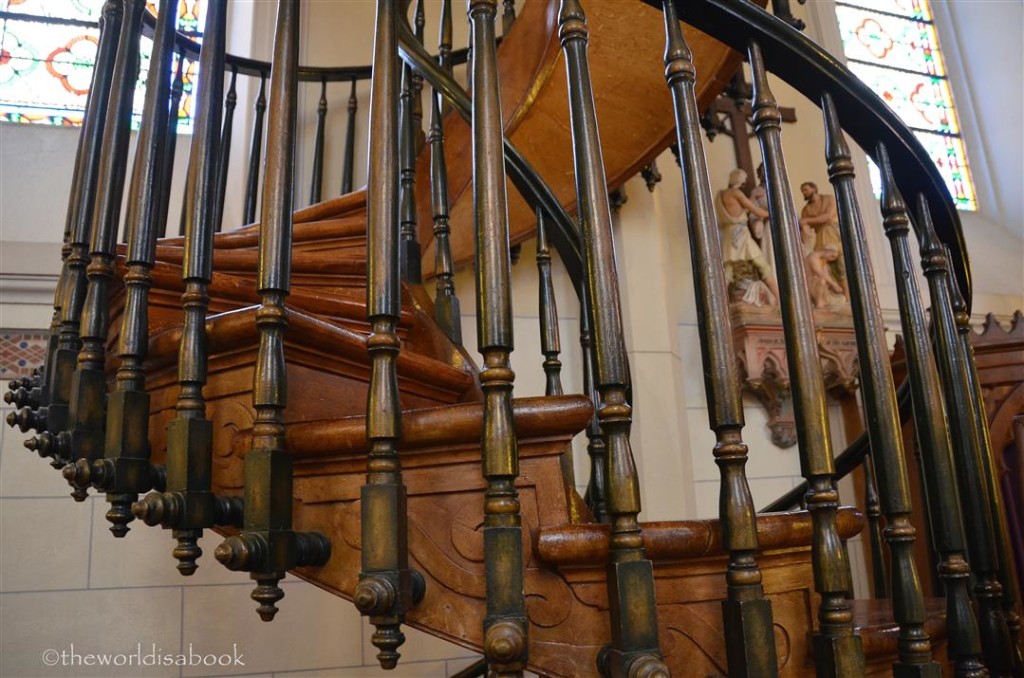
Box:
[105, 189, 949, 676]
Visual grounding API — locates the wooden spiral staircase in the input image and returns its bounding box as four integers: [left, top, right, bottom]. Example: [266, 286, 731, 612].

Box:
[4, 0, 1021, 676]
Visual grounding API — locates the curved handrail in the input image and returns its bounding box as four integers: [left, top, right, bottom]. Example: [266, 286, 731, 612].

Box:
[140, 9, 470, 82]
[651, 0, 973, 310]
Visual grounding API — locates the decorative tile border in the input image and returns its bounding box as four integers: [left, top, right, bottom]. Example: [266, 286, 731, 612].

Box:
[0, 332, 48, 380]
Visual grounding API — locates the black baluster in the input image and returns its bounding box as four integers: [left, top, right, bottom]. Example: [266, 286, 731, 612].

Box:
[353, 0, 425, 668]
[66, 0, 179, 537]
[579, 296, 608, 524]
[18, 0, 123, 455]
[158, 54, 185, 238]
[559, 2, 668, 675]
[398, 58, 421, 283]
[243, 72, 268, 226]
[501, 0, 515, 34]
[470, 0, 528, 674]
[411, 0, 425, 145]
[661, 4, 777, 674]
[429, 0, 460, 344]
[214, 65, 237, 232]
[948, 253, 1024, 673]
[748, 41, 864, 675]
[916, 195, 1015, 673]
[310, 77, 327, 205]
[341, 77, 358, 195]
[213, 0, 330, 621]
[51, 0, 149, 497]
[536, 209, 563, 398]
[862, 453, 888, 598]
[822, 94, 939, 675]
[877, 144, 987, 677]
[131, 0, 243, 576]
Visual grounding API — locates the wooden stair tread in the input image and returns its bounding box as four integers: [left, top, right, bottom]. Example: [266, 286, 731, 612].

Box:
[536, 507, 865, 565]
[852, 598, 947, 660]
[229, 394, 593, 461]
[144, 304, 477, 398]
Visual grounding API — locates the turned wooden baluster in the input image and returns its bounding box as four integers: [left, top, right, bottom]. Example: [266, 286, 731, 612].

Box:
[876, 144, 987, 677]
[213, 0, 331, 621]
[131, 0, 243, 576]
[341, 77, 358, 195]
[67, 0, 181, 538]
[43, 0, 148, 493]
[747, 41, 865, 676]
[429, 0, 461, 344]
[243, 72, 268, 226]
[158, 54, 185, 237]
[214, 65, 237, 232]
[14, 0, 123, 449]
[353, 0, 424, 667]
[310, 77, 328, 205]
[411, 0, 426, 141]
[661, 4, 777, 674]
[947, 249, 1024, 672]
[559, 2, 668, 675]
[536, 209, 563, 398]
[862, 453, 888, 598]
[822, 95, 940, 675]
[398, 56, 421, 282]
[915, 195, 1016, 673]
[501, 0, 515, 34]
[469, 0, 529, 674]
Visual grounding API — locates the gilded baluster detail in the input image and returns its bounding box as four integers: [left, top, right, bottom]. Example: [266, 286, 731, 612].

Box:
[661, 4, 776, 674]
[72, 0, 180, 537]
[559, 2, 667, 675]
[213, 0, 330, 621]
[947, 253, 1024, 673]
[822, 95, 939, 675]
[469, 0, 528, 674]
[48, 0, 148, 494]
[747, 42, 864, 676]
[131, 0, 244, 576]
[915, 195, 1015, 673]
[18, 0, 123, 455]
[354, 0, 423, 668]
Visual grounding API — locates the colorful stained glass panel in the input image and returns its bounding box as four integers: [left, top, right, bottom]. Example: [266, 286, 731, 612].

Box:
[838, 0, 931, 22]
[836, 4, 945, 76]
[0, 0, 202, 132]
[846, 61, 960, 134]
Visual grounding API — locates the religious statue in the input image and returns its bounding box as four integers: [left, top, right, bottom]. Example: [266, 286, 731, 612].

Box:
[798, 181, 848, 304]
[715, 168, 780, 307]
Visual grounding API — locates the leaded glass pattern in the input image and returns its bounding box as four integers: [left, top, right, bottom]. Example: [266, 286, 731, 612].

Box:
[0, 0, 203, 133]
[836, 0, 976, 210]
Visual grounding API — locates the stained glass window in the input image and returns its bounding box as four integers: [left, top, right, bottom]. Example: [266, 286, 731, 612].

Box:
[0, 0, 204, 133]
[835, 0, 977, 210]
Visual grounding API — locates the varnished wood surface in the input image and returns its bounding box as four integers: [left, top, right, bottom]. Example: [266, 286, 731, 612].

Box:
[415, 0, 756, 277]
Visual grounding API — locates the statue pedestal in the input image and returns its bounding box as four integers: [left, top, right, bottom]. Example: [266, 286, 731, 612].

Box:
[731, 304, 859, 448]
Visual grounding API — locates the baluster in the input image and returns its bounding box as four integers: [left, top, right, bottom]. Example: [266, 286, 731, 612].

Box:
[243, 72, 268, 226]
[63, 0, 181, 537]
[661, 5, 777, 674]
[580, 297, 609, 524]
[822, 94, 939, 675]
[469, 1, 529, 674]
[353, 0, 425, 667]
[131, 0, 243, 575]
[398, 58, 421, 282]
[310, 77, 328, 204]
[158, 54, 185, 237]
[747, 41, 865, 675]
[214, 66, 238, 232]
[428, 0, 461, 344]
[412, 0, 425, 142]
[559, 2, 667, 675]
[947, 254, 1024, 672]
[862, 453, 888, 598]
[341, 77, 358, 195]
[44, 0, 149, 495]
[214, 0, 331, 622]
[501, 0, 515, 34]
[915, 195, 1015, 673]
[17, 0, 123, 454]
[536, 209, 563, 397]
[876, 144, 987, 677]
